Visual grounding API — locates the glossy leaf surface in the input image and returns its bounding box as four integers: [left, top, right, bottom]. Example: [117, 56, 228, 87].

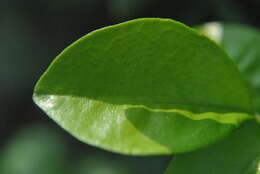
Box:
[198, 22, 260, 114]
[165, 120, 260, 174]
[34, 18, 253, 155]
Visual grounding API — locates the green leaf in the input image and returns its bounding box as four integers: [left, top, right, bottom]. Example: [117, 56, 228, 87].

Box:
[165, 120, 260, 174]
[197, 22, 260, 114]
[33, 18, 253, 155]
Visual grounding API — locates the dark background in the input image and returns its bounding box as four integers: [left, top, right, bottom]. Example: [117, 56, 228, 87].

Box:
[1, 0, 260, 173]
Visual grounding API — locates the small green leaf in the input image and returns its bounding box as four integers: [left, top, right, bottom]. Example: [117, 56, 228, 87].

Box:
[165, 120, 260, 174]
[33, 18, 253, 155]
[198, 22, 260, 114]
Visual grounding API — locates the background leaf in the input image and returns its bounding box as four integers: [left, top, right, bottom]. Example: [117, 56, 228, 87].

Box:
[1, 124, 67, 174]
[165, 120, 260, 174]
[73, 154, 130, 174]
[34, 18, 253, 155]
[198, 22, 260, 114]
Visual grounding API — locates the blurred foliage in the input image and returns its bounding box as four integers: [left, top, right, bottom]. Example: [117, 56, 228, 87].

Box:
[74, 155, 130, 174]
[1, 0, 260, 173]
[1, 125, 67, 174]
[108, 0, 149, 18]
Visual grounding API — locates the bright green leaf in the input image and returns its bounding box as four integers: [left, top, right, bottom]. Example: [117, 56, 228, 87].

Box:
[33, 18, 253, 155]
[165, 120, 260, 174]
[198, 22, 260, 114]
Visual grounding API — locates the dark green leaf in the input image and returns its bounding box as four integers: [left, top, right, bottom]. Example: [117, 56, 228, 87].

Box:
[33, 18, 253, 155]
[165, 120, 260, 174]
